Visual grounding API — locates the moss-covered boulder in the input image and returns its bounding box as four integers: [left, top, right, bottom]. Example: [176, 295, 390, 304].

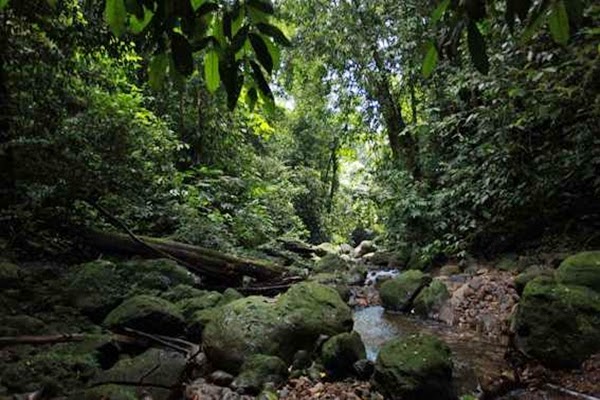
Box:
[321, 331, 366, 378]
[514, 276, 600, 367]
[232, 354, 288, 395]
[556, 251, 600, 292]
[0, 315, 46, 336]
[92, 349, 184, 400]
[203, 282, 352, 373]
[202, 296, 286, 373]
[218, 287, 244, 306]
[176, 292, 222, 318]
[379, 270, 432, 312]
[1, 342, 101, 395]
[514, 266, 554, 295]
[277, 282, 353, 338]
[0, 262, 21, 288]
[187, 307, 221, 342]
[413, 279, 450, 318]
[314, 253, 349, 273]
[161, 284, 208, 302]
[373, 334, 456, 400]
[67, 259, 193, 321]
[103, 295, 184, 336]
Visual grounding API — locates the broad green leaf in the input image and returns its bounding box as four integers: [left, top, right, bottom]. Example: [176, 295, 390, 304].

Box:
[256, 23, 291, 46]
[148, 53, 169, 90]
[191, 0, 206, 11]
[431, 0, 450, 24]
[249, 60, 273, 104]
[246, 87, 258, 111]
[204, 50, 220, 93]
[548, 0, 569, 45]
[232, 7, 245, 36]
[105, 0, 127, 37]
[47, 0, 57, 8]
[264, 37, 281, 69]
[467, 21, 489, 74]
[0, 0, 8, 10]
[129, 7, 153, 34]
[422, 43, 438, 78]
[249, 33, 273, 74]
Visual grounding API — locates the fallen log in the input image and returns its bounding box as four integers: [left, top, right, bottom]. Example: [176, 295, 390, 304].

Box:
[81, 229, 285, 282]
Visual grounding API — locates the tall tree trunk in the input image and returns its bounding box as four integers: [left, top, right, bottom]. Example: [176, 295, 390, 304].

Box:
[0, 12, 15, 214]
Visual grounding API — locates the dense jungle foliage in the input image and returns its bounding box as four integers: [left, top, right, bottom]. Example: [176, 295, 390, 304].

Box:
[1, 0, 598, 261]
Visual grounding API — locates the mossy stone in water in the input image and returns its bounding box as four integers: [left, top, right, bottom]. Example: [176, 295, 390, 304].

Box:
[514, 276, 600, 367]
[556, 251, 600, 292]
[232, 354, 288, 395]
[373, 334, 456, 400]
[413, 279, 450, 317]
[379, 270, 432, 312]
[103, 295, 184, 336]
[321, 331, 366, 378]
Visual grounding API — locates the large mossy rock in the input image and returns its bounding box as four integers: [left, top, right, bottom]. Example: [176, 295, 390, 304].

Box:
[92, 349, 185, 400]
[0, 315, 46, 336]
[373, 334, 456, 400]
[321, 331, 366, 378]
[379, 270, 432, 312]
[176, 291, 223, 318]
[413, 279, 449, 318]
[202, 282, 352, 373]
[67, 259, 194, 320]
[314, 253, 349, 273]
[103, 295, 184, 336]
[232, 354, 288, 395]
[514, 276, 600, 367]
[202, 296, 285, 372]
[556, 251, 600, 292]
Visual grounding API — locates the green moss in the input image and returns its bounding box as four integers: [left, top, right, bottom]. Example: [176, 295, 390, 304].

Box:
[556, 251, 600, 292]
[379, 270, 432, 312]
[314, 254, 349, 273]
[0, 343, 100, 395]
[160, 284, 208, 302]
[373, 334, 455, 400]
[232, 354, 288, 394]
[218, 288, 244, 306]
[74, 384, 137, 400]
[103, 295, 184, 335]
[67, 259, 194, 321]
[186, 306, 221, 341]
[278, 282, 353, 337]
[515, 277, 600, 367]
[514, 266, 554, 295]
[321, 331, 366, 377]
[0, 262, 20, 288]
[176, 291, 222, 318]
[0, 315, 46, 336]
[413, 280, 449, 317]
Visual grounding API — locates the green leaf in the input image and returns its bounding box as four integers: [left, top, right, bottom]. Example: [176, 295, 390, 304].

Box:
[249, 33, 273, 74]
[191, 0, 206, 11]
[548, 0, 569, 45]
[231, 25, 250, 53]
[204, 50, 220, 93]
[47, 0, 57, 8]
[129, 7, 153, 34]
[246, 0, 274, 15]
[467, 21, 489, 74]
[0, 0, 8, 10]
[264, 36, 281, 69]
[422, 43, 438, 78]
[148, 53, 169, 90]
[246, 87, 258, 110]
[256, 23, 291, 46]
[249, 60, 273, 103]
[431, 0, 450, 24]
[105, 0, 128, 37]
[196, 2, 219, 16]
[171, 32, 194, 76]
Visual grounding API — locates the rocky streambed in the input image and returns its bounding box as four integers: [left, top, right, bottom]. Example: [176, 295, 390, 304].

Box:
[0, 245, 599, 400]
